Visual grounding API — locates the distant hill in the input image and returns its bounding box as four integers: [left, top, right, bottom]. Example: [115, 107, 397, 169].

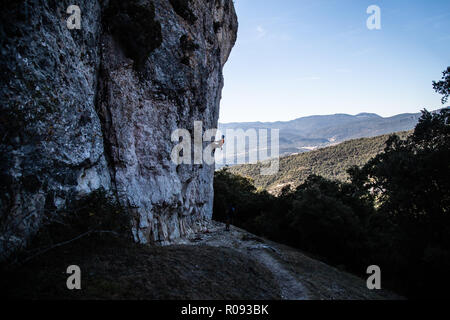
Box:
[217, 112, 422, 165]
[227, 131, 411, 194]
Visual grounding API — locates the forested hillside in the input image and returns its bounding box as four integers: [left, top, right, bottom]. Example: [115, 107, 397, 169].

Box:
[229, 131, 411, 193]
[214, 107, 450, 299]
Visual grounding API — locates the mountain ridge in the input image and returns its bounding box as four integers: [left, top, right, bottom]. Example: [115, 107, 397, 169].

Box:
[219, 111, 424, 126]
[216, 109, 445, 166]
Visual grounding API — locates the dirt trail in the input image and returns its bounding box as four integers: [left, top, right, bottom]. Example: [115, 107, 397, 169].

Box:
[255, 250, 309, 299]
[186, 224, 310, 299]
[183, 221, 402, 300]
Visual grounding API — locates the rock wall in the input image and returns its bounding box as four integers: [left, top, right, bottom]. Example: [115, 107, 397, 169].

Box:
[0, 0, 237, 258]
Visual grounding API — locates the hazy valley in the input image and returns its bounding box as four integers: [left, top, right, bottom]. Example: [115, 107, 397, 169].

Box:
[216, 111, 422, 166]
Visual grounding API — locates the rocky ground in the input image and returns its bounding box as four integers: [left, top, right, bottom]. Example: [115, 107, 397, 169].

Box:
[184, 222, 402, 300]
[1, 221, 402, 300]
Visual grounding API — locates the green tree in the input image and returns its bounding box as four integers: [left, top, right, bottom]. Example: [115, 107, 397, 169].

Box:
[347, 68, 450, 297]
[433, 66, 450, 104]
[286, 175, 370, 268]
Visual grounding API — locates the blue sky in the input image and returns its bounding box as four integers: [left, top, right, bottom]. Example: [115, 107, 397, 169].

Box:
[219, 0, 450, 123]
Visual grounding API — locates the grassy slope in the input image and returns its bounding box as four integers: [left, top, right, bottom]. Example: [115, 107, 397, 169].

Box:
[1, 224, 402, 300]
[229, 131, 411, 192]
[1, 237, 281, 300]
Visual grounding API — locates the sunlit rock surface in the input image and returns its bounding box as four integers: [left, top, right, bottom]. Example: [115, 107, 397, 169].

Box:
[0, 0, 237, 258]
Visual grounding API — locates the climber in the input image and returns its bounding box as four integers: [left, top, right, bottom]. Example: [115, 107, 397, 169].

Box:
[225, 203, 235, 232]
[213, 135, 225, 151]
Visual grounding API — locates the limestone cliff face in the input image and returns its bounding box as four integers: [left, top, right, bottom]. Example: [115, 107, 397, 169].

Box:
[0, 0, 237, 258]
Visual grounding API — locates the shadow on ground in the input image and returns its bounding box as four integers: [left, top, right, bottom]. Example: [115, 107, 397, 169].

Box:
[1, 221, 402, 300]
